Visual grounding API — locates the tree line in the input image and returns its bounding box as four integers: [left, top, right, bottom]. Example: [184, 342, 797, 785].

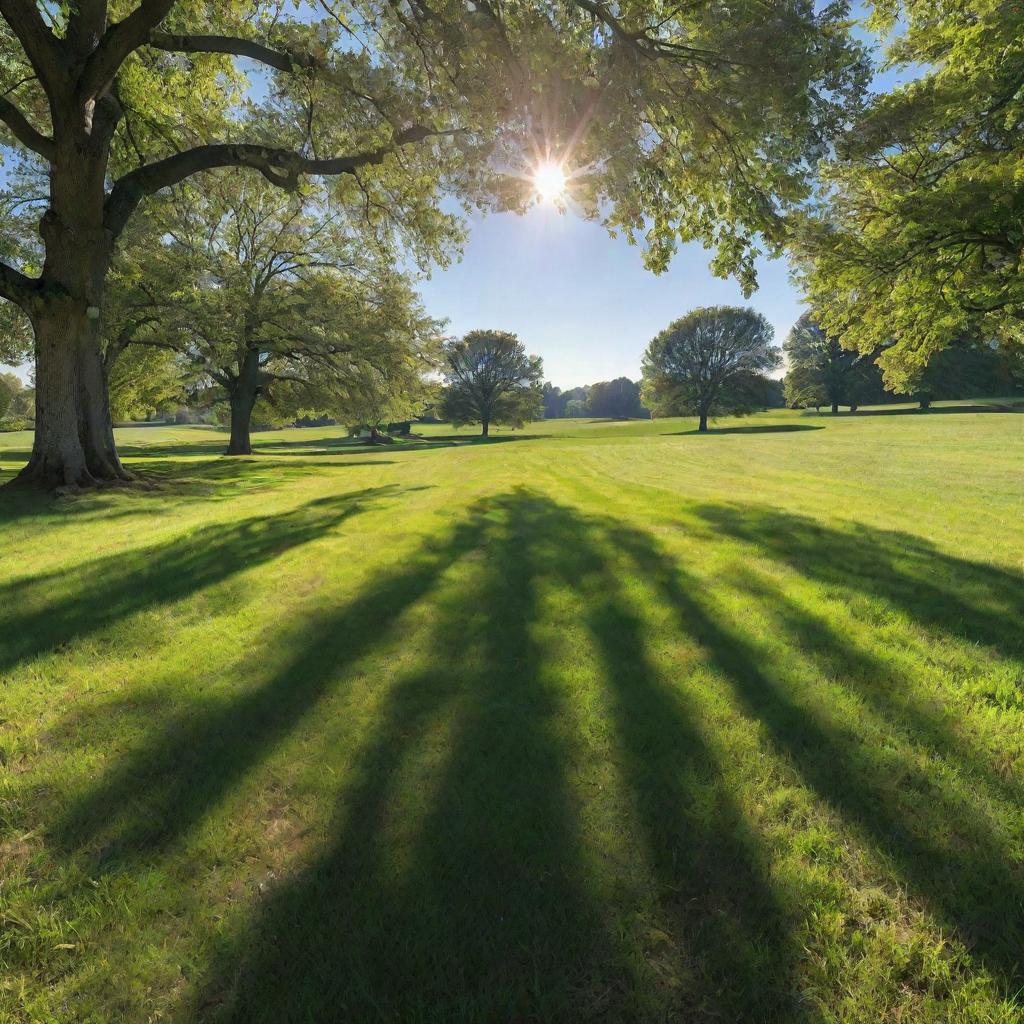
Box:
[541, 378, 650, 420]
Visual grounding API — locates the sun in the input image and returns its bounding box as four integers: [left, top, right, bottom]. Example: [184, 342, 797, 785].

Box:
[533, 160, 567, 203]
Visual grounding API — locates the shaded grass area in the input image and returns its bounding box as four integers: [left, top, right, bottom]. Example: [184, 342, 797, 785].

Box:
[1, 411, 1023, 1023]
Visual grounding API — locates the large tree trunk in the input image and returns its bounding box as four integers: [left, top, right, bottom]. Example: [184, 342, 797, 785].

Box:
[18, 301, 126, 488]
[831, 400, 840, 414]
[698, 410, 709, 433]
[226, 390, 257, 455]
[481, 415, 490, 437]
[225, 351, 261, 456]
[13, 121, 125, 490]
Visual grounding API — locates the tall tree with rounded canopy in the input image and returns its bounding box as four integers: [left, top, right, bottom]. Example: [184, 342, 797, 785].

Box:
[441, 330, 543, 437]
[642, 306, 780, 432]
[588, 376, 644, 419]
[0, 0, 865, 488]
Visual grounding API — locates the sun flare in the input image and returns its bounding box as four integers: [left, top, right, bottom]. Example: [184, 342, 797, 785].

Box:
[533, 161, 567, 203]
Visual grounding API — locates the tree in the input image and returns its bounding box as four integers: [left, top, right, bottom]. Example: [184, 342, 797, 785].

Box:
[565, 398, 589, 418]
[0, 0, 865, 487]
[108, 344, 184, 422]
[339, 357, 440, 442]
[783, 314, 883, 413]
[792, 0, 1024, 390]
[107, 174, 441, 455]
[642, 306, 781, 431]
[541, 383, 567, 420]
[0, 370, 21, 419]
[588, 377, 645, 419]
[441, 330, 543, 436]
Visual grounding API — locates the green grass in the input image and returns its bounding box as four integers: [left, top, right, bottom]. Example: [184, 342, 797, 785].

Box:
[1, 404, 1023, 1022]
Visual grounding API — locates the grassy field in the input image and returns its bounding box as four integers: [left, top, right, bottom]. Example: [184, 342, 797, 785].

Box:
[1, 404, 1023, 1022]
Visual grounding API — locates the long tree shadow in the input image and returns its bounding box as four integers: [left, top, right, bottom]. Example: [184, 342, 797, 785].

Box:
[53, 506, 486, 865]
[663, 423, 823, 436]
[613, 518, 1024, 990]
[734, 569, 1024, 809]
[200, 491, 634, 1021]
[0, 486, 411, 675]
[528, 500, 810, 1020]
[188, 492, 805, 1023]
[692, 503, 1024, 662]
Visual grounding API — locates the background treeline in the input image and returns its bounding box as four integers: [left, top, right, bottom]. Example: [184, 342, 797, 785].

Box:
[542, 378, 654, 420]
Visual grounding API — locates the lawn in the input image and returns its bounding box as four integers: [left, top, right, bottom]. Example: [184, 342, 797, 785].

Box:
[1, 405, 1023, 1023]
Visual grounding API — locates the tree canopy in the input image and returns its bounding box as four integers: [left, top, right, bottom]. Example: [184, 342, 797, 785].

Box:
[792, 0, 1023, 391]
[0, 0, 867, 487]
[104, 172, 441, 454]
[642, 306, 781, 431]
[588, 377, 646, 419]
[441, 330, 543, 436]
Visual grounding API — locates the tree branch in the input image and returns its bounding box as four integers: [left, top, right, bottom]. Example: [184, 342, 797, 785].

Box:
[0, 94, 55, 159]
[0, 257, 40, 310]
[79, 0, 176, 99]
[146, 31, 322, 75]
[104, 125, 455, 238]
[0, 0, 64, 95]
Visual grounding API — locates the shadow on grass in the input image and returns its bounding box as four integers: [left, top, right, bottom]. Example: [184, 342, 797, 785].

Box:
[664, 423, 824, 436]
[47, 492, 1024, 1019]
[0, 486, 414, 674]
[665, 506, 1024, 985]
[824, 402, 1024, 417]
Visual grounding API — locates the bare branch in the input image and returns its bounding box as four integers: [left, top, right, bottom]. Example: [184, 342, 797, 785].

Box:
[147, 31, 321, 76]
[0, 94, 55, 159]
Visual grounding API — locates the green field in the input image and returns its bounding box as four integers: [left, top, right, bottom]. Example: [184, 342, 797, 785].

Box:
[2, 406, 1024, 1022]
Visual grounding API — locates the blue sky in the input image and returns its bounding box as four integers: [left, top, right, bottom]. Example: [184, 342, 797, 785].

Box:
[417, 206, 799, 388]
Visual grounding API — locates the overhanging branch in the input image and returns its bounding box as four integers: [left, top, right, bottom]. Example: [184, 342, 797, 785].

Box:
[0, 258, 40, 310]
[0, 0, 63, 95]
[104, 125, 456, 238]
[147, 31, 321, 76]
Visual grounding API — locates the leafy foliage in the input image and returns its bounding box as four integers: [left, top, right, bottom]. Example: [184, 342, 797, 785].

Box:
[587, 377, 646, 419]
[642, 306, 781, 429]
[441, 330, 543, 434]
[792, 0, 1024, 389]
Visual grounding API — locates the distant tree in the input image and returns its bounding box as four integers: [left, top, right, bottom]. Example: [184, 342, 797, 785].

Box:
[107, 345, 185, 423]
[105, 174, 439, 455]
[642, 307, 780, 432]
[588, 377, 645, 419]
[783, 314, 883, 413]
[542, 383, 567, 420]
[441, 331, 543, 436]
[340, 358, 440, 442]
[565, 398, 589, 418]
[0, 371, 21, 419]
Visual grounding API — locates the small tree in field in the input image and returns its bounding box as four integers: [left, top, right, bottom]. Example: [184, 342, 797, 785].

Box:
[642, 306, 780, 432]
[441, 331, 543, 437]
